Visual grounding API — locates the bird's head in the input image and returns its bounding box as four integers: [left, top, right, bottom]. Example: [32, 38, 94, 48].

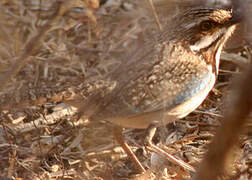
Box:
[163, 7, 241, 73]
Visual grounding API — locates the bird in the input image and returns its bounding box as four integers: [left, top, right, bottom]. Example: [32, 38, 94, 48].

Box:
[73, 7, 240, 173]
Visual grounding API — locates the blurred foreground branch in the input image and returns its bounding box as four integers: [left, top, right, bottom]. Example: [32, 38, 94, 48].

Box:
[194, 61, 252, 179]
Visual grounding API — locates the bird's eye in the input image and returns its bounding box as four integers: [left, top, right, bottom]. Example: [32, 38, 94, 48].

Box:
[200, 21, 215, 31]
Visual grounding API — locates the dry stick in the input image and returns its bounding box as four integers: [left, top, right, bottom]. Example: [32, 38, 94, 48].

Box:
[146, 0, 163, 31]
[221, 52, 249, 68]
[0, 1, 75, 92]
[194, 61, 252, 180]
[8, 106, 78, 134]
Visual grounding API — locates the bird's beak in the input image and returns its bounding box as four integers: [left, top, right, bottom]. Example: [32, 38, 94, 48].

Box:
[228, 9, 243, 26]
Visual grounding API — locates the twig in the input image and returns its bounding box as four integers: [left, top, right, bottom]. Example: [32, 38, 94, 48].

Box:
[146, 0, 163, 31]
[221, 52, 249, 68]
[5, 106, 78, 134]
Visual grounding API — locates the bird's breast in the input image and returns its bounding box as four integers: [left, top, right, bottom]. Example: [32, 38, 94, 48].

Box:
[166, 65, 216, 119]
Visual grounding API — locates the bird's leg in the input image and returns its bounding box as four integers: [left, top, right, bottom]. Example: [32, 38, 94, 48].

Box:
[113, 126, 146, 173]
[144, 124, 196, 172]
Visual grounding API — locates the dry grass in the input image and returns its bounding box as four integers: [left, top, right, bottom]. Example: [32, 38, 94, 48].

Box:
[0, 0, 251, 179]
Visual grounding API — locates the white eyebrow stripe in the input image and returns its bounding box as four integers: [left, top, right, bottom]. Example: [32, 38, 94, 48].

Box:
[190, 28, 225, 52]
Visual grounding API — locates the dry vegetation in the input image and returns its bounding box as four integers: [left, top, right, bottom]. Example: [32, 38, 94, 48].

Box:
[0, 0, 251, 179]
